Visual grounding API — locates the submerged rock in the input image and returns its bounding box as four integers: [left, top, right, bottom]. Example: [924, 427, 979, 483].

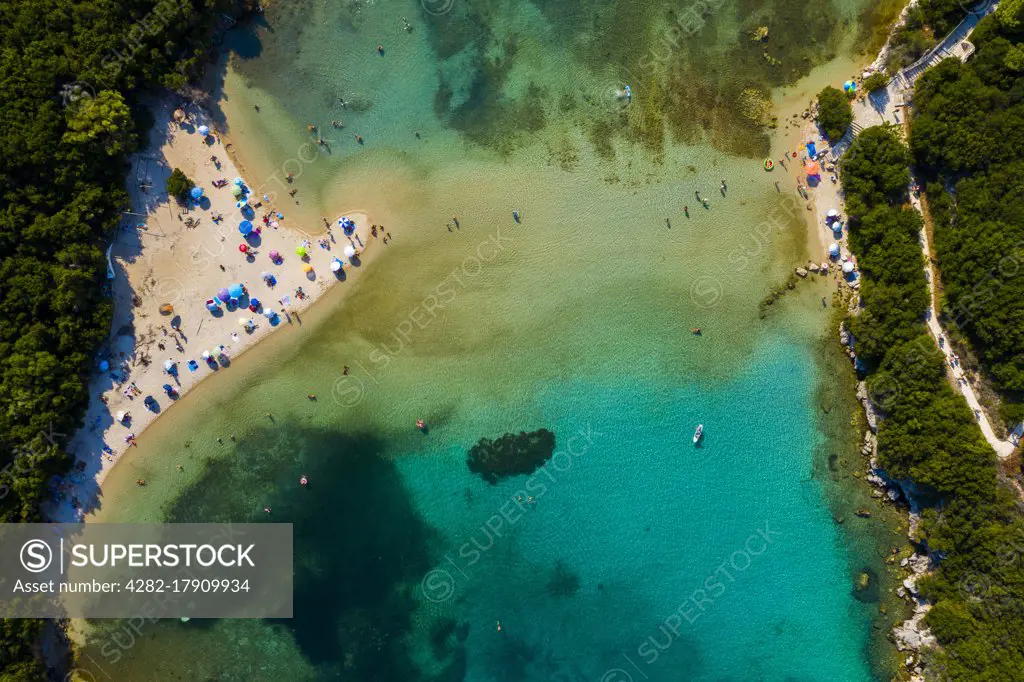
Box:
[467, 428, 556, 484]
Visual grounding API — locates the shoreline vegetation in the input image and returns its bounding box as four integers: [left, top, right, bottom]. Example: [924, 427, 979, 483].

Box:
[0, 0, 246, 675]
[832, 2, 1024, 678]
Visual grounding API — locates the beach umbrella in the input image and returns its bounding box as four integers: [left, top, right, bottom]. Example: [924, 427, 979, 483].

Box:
[239, 220, 253, 235]
[843, 80, 856, 93]
[236, 199, 248, 209]
[826, 208, 839, 218]
[198, 124, 210, 136]
[295, 246, 307, 257]
[842, 261, 855, 274]
[238, 317, 251, 327]
[250, 297, 261, 308]
[116, 410, 127, 422]
[228, 283, 244, 298]
[217, 288, 231, 302]
[805, 160, 821, 176]
[269, 250, 281, 261]
[343, 244, 357, 259]
[201, 350, 211, 360]
[190, 186, 204, 200]
[303, 264, 314, 273]
[263, 308, 276, 318]
[162, 384, 174, 393]
[330, 259, 342, 272]
[828, 242, 840, 256]
[261, 271, 272, 280]
[164, 360, 175, 371]
[98, 360, 110, 371]
[233, 177, 243, 186]
[238, 244, 248, 253]
[231, 184, 244, 197]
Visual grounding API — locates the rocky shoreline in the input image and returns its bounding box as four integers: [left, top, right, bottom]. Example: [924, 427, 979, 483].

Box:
[839, 317, 936, 682]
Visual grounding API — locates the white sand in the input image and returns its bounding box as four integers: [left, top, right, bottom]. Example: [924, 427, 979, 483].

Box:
[47, 100, 377, 521]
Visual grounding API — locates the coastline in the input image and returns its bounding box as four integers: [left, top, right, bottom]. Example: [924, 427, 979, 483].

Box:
[47, 97, 377, 523]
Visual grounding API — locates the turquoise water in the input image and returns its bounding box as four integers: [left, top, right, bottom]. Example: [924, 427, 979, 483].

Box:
[73, 0, 895, 679]
[401, 336, 873, 681]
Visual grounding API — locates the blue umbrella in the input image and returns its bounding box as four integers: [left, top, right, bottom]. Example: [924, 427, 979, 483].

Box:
[217, 288, 231, 302]
[190, 186, 204, 200]
[239, 220, 254, 236]
[228, 283, 244, 298]
[250, 297, 261, 309]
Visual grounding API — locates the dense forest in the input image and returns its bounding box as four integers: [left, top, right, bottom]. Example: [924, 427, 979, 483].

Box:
[910, 1, 1024, 427]
[843, 121, 1024, 678]
[0, 0, 234, 677]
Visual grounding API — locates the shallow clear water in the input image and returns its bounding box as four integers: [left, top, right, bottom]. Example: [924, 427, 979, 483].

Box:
[74, 0, 898, 680]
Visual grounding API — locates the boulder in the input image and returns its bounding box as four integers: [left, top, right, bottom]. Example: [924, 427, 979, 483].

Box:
[795, 267, 808, 278]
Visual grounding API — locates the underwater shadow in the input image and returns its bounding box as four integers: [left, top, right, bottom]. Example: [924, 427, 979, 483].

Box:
[163, 425, 462, 680]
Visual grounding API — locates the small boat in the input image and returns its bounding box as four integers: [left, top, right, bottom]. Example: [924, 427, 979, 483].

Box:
[693, 424, 704, 444]
[764, 158, 774, 171]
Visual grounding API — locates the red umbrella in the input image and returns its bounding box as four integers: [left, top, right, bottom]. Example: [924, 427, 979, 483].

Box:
[239, 244, 248, 253]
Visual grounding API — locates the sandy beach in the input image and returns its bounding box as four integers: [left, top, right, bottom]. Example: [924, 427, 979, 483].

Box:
[46, 99, 376, 522]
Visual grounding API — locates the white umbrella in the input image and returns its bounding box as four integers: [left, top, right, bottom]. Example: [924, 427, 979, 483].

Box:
[233, 177, 243, 186]
[330, 259, 342, 272]
[263, 308, 276, 318]
[826, 208, 839, 218]
[116, 411, 127, 422]
[238, 317, 251, 327]
[343, 244, 357, 259]
[198, 125, 210, 136]
[828, 242, 840, 255]
[163, 360, 174, 371]
[201, 350, 211, 359]
[260, 271, 272, 279]
[842, 261, 855, 274]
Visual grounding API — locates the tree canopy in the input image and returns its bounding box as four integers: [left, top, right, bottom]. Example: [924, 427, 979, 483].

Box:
[0, 0, 231, 676]
[816, 85, 853, 141]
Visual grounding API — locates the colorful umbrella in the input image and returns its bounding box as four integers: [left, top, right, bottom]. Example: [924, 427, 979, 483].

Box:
[198, 125, 210, 136]
[295, 246, 307, 257]
[231, 185, 244, 197]
[239, 244, 248, 253]
[233, 177, 243, 186]
[239, 220, 254, 236]
[228, 283, 244, 298]
[217, 288, 230, 302]
[190, 186, 203, 199]
[269, 250, 281, 261]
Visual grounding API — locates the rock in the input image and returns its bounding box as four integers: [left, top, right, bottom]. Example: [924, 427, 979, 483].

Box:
[872, 490, 884, 498]
[896, 586, 907, 598]
[855, 508, 872, 518]
[808, 262, 820, 272]
[900, 558, 909, 567]
[856, 572, 870, 591]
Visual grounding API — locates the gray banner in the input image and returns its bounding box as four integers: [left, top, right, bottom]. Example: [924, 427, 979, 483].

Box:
[0, 524, 292, 618]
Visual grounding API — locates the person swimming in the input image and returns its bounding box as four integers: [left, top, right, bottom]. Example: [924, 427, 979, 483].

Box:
[300, 474, 309, 487]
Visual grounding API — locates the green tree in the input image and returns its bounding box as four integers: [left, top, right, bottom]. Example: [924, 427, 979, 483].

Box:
[166, 168, 194, 204]
[816, 85, 853, 141]
[863, 72, 889, 92]
[62, 90, 133, 156]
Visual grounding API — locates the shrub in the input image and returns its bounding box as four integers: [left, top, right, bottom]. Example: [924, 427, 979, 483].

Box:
[166, 168, 194, 203]
[816, 86, 853, 141]
[864, 72, 889, 92]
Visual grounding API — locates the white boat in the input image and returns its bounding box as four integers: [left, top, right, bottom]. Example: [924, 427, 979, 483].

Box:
[693, 424, 703, 444]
